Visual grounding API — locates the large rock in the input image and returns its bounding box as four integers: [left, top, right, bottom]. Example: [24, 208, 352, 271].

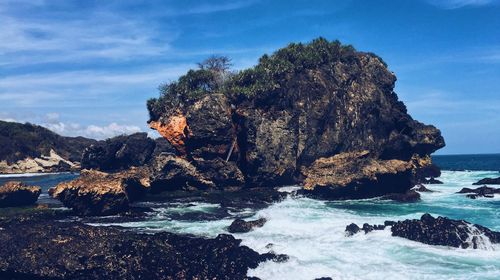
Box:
[300, 151, 414, 199]
[0, 213, 279, 280]
[49, 169, 149, 216]
[81, 133, 156, 172]
[472, 177, 500, 185]
[149, 154, 215, 193]
[0, 181, 41, 208]
[391, 214, 500, 249]
[147, 38, 445, 196]
[228, 218, 267, 233]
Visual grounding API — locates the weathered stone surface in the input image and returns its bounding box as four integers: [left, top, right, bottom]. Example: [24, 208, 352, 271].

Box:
[472, 177, 500, 185]
[147, 40, 445, 197]
[300, 151, 414, 199]
[49, 169, 149, 216]
[382, 189, 421, 202]
[228, 218, 267, 233]
[0, 212, 279, 280]
[149, 154, 215, 193]
[0, 181, 41, 208]
[193, 157, 245, 188]
[81, 133, 156, 172]
[391, 214, 500, 249]
[457, 186, 500, 199]
[149, 114, 190, 155]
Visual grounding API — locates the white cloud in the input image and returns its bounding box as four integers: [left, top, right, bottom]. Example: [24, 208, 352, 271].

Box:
[44, 121, 142, 140]
[427, 0, 496, 9]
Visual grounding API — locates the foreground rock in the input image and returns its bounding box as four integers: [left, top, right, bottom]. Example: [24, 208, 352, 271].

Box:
[391, 214, 500, 249]
[457, 186, 500, 199]
[147, 38, 445, 198]
[300, 151, 414, 199]
[49, 169, 149, 216]
[0, 212, 279, 280]
[472, 177, 500, 185]
[0, 181, 41, 208]
[229, 218, 267, 233]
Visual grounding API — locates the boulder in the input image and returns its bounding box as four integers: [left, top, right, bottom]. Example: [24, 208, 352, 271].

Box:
[391, 214, 500, 249]
[49, 169, 149, 216]
[345, 223, 385, 236]
[81, 133, 156, 172]
[472, 177, 500, 185]
[300, 151, 414, 199]
[193, 158, 245, 188]
[0, 181, 41, 208]
[228, 218, 267, 233]
[412, 184, 436, 193]
[457, 186, 500, 199]
[149, 154, 215, 193]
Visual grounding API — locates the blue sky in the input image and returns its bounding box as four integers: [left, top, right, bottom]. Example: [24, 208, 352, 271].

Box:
[0, 0, 499, 154]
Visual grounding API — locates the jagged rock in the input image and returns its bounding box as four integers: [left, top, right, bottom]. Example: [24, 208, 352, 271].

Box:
[300, 151, 414, 199]
[228, 218, 267, 233]
[193, 158, 245, 188]
[382, 189, 421, 202]
[413, 159, 441, 183]
[422, 178, 443, 184]
[147, 39, 445, 196]
[384, 220, 396, 227]
[345, 223, 385, 236]
[457, 186, 500, 199]
[472, 177, 500, 185]
[152, 137, 178, 157]
[412, 184, 436, 192]
[391, 214, 500, 249]
[0, 213, 276, 280]
[49, 169, 149, 216]
[0, 181, 41, 208]
[345, 223, 360, 236]
[149, 154, 215, 193]
[81, 133, 156, 172]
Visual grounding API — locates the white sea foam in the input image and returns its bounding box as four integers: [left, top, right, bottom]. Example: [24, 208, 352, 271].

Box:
[0, 172, 69, 178]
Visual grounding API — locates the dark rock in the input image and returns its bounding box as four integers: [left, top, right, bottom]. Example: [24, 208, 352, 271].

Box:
[152, 137, 178, 157]
[457, 186, 500, 199]
[384, 220, 396, 227]
[301, 151, 414, 200]
[472, 177, 500, 185]
[414, 162, 441, 183]
[149, 154, 215, 193]
[0, 181, 41, 208]
[345, 223, 360, 236]
[81, 133, 156, 172]
[260, 252, 289, 263]
[228, 218, 267, 233]
[382, 189, 421, 202]
[147, 39, 445, 197]
[412, 184, 436, 192]
[421, 178, 443, 184]
[49, 169, 149, 216]
[193, 157, 245, 188]
[315, 278, 333, 280]
[391, 213, 500, 249]
[0, 213, 275, 280]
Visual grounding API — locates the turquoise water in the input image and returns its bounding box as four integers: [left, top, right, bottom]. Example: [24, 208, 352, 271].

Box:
[1, 162, 500, 279]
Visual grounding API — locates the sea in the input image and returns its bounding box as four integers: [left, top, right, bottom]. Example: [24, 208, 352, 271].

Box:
[1, 154, 499, 280]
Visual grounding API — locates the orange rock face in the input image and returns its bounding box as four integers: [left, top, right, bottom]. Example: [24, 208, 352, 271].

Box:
[149, 114, 190, 155]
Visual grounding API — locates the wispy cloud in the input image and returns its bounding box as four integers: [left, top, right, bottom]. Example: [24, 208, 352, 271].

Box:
[427, 0, 497, 9]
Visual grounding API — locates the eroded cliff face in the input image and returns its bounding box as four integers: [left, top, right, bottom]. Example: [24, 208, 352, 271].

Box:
[147, 38, 445, 197]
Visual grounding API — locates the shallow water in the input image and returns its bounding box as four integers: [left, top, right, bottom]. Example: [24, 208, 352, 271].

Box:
[2, 170, 499, 279]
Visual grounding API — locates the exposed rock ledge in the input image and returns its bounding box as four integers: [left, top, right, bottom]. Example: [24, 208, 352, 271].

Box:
[0, 181, 41, 208]
[0, 211, 282, 280]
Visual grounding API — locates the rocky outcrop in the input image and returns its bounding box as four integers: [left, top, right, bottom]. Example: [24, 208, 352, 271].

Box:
[0, 213, 280, 280]
[391, 214, 500, 249]
[0, 181, 41, 207]
[382, 189, 421, 202]
[472, 177, 500, 185]
[147, 38, 444, 198]
[300, 151, 414, 199]
[457, 186, 500, 199]
[345, 223, 386, 236]
[49, 169, 149, 216]
[81, 133, 156, 172]
[228, 218, 267, 233]
[412, 184, 436, 193]
[0, 120, 96, 173]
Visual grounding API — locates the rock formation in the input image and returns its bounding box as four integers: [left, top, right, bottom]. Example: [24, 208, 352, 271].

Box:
[457, 186, 500, 199]
[0, 181, 41, 208]
[472, 177, 500, 185]
[391, 214, 500, 249]
[49, 169, 149, 215]
[228, 217, 267, 233]
[146, 38, 445, 199]
[0, 120, 96, 173]
[0, 212, 281, 280]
